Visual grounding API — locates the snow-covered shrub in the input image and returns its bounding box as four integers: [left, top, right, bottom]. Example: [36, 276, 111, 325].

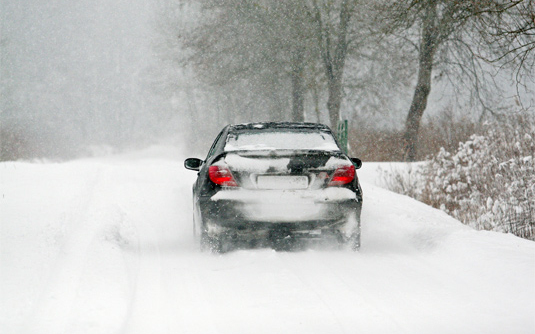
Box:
[382, 112, 535, 240]
[377, 163, 426, 200]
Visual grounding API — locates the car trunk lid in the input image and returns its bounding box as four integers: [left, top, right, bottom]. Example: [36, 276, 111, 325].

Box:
[221, 151, 351, 190]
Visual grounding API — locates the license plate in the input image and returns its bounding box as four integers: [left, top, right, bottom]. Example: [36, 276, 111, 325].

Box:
[256, 175, 309, 190]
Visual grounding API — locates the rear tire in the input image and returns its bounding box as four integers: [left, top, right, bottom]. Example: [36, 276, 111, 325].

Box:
[201, 228, 227, 253]
[271, 235, 294, 251]
[347, 230, 360, 251]
[343, 211, 361, 251]
[269, 228, 295, 251]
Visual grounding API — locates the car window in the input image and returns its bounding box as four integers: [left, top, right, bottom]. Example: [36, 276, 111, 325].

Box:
[206, 129, 225, 159]
[224, 129, 340, 151]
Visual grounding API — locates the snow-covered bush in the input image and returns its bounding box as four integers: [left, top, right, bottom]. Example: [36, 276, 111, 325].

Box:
[382, 112, 535, 240]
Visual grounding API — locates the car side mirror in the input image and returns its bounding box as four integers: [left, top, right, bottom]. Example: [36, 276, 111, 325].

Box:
[350, 158, 362, 169]
[184, 158, 203, 171]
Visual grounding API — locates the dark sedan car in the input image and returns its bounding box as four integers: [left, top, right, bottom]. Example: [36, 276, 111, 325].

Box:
[184, 122, 363, 252]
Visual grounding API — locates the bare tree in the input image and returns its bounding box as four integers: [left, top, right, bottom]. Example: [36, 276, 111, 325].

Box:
[309, 0, 355, 129]
[474, 0, 535, 82]
[169, 0, 382, 130]
[381, 0, 535, 161]
[171, 0, 320, 122]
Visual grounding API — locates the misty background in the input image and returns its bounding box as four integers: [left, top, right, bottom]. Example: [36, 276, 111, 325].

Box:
[1, 0, 534, 161]
[1, 0, 177, 159]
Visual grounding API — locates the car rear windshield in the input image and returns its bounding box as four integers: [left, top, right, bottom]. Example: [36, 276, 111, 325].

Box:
[224, 129, 340, 152]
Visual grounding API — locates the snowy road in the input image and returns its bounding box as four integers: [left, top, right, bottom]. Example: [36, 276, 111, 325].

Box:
[1, 146, 534, 334]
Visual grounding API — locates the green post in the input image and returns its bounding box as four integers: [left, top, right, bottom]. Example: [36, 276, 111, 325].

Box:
[337, 119, 348, 154]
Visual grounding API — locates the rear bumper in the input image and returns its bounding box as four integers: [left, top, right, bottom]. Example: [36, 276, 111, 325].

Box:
[198, 188, 361, 233]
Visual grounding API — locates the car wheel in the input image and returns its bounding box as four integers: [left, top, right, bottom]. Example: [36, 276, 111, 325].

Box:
[200, 227, 228, 253]
[200, 229, 216, 252]
[269, 228, 295, 251]
[192, 193, 200, 239]
[342, 211, 361, 251]
[347, 229, 360, 251]
[193, 212, 197, 238]
[271, 235, 294, 251]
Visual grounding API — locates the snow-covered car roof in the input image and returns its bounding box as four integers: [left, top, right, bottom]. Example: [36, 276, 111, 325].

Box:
[224, 122, 340, 152]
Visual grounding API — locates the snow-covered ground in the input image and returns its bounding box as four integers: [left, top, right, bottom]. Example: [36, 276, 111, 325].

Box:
[1, 146, 534, 334]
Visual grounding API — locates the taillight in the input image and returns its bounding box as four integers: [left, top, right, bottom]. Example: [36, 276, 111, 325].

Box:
[328, 164, 355, 186]
[209, 165, 238, 187]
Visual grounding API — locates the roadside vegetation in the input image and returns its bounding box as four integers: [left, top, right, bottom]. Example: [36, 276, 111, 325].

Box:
[348, 107, 480, 162]
[376, 111, 535, 240]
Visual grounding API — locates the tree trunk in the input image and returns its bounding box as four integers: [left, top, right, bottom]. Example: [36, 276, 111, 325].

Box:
[314, 0, 352, 132]
[312, 80, 322, 122]
[291, 47, 305, 122]
[327, 77, 343, 130]
[403, 3, 438, 162]
[328, 0, 352, 132]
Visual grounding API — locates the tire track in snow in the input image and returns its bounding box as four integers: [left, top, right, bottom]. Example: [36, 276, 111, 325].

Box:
[112, 171, 180, 334]
[159, 254, 223, 334]
[24, 166, 104, 333]
[24, 165, 131, 334]
[119, 211, 168, 334]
